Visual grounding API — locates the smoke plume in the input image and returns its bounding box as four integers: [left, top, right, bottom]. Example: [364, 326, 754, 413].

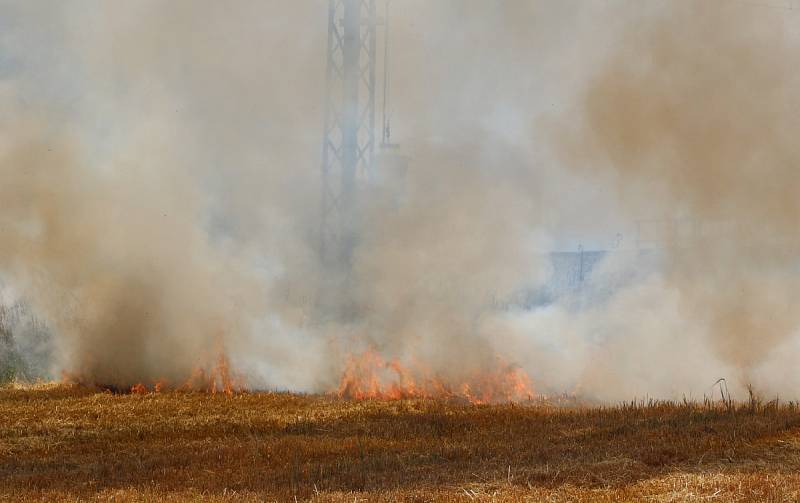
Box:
[1, 1, 799, 401]
[552, 0, 800, 399]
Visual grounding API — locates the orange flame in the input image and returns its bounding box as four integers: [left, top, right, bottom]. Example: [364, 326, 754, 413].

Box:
[336, 350, 534, 404]
[153, 379, 167, 393]
[130, 383, 147, 395]
[66, 347, 245, 395]
[181, 351, 244, 395]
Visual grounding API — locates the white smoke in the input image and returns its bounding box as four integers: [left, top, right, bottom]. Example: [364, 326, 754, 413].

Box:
[0, 1, 798, 401]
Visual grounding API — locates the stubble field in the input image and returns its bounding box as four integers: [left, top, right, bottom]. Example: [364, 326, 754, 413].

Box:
[2, 384, 800, 502]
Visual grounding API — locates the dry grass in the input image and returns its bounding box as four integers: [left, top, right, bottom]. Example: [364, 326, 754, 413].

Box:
[2, 384, 800, 502]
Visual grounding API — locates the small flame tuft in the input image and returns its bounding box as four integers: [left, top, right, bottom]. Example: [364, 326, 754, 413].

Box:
[130, 383, 147, 395]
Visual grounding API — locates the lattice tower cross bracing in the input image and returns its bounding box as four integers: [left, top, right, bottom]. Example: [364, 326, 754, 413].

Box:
[319, 0, 378, 270]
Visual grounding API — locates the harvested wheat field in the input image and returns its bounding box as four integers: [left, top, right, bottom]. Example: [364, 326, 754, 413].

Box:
[1, 384, 800, 502]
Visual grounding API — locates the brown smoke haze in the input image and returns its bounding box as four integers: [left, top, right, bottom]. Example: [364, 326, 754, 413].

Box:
[555, 0, 800, 398]
[1, 1, 799, 401]
[0, 105, 260, 389]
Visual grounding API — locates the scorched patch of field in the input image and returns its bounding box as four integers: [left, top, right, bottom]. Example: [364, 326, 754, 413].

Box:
[2, 384, 800, 502]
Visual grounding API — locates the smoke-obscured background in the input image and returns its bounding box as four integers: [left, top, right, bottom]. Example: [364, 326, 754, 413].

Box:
[1, 0, 799, 401]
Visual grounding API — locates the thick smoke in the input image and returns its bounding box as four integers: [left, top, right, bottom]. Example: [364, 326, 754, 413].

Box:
[548, 0, 800, 399]
[0, 103, 261, 388]
[1, 1, 798, 400]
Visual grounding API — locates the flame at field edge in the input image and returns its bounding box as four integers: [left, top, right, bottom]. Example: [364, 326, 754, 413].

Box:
[335, 349, 535, 404]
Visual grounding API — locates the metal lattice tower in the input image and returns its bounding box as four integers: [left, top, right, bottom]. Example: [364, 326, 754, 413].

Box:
[320, 0, 378, 270]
